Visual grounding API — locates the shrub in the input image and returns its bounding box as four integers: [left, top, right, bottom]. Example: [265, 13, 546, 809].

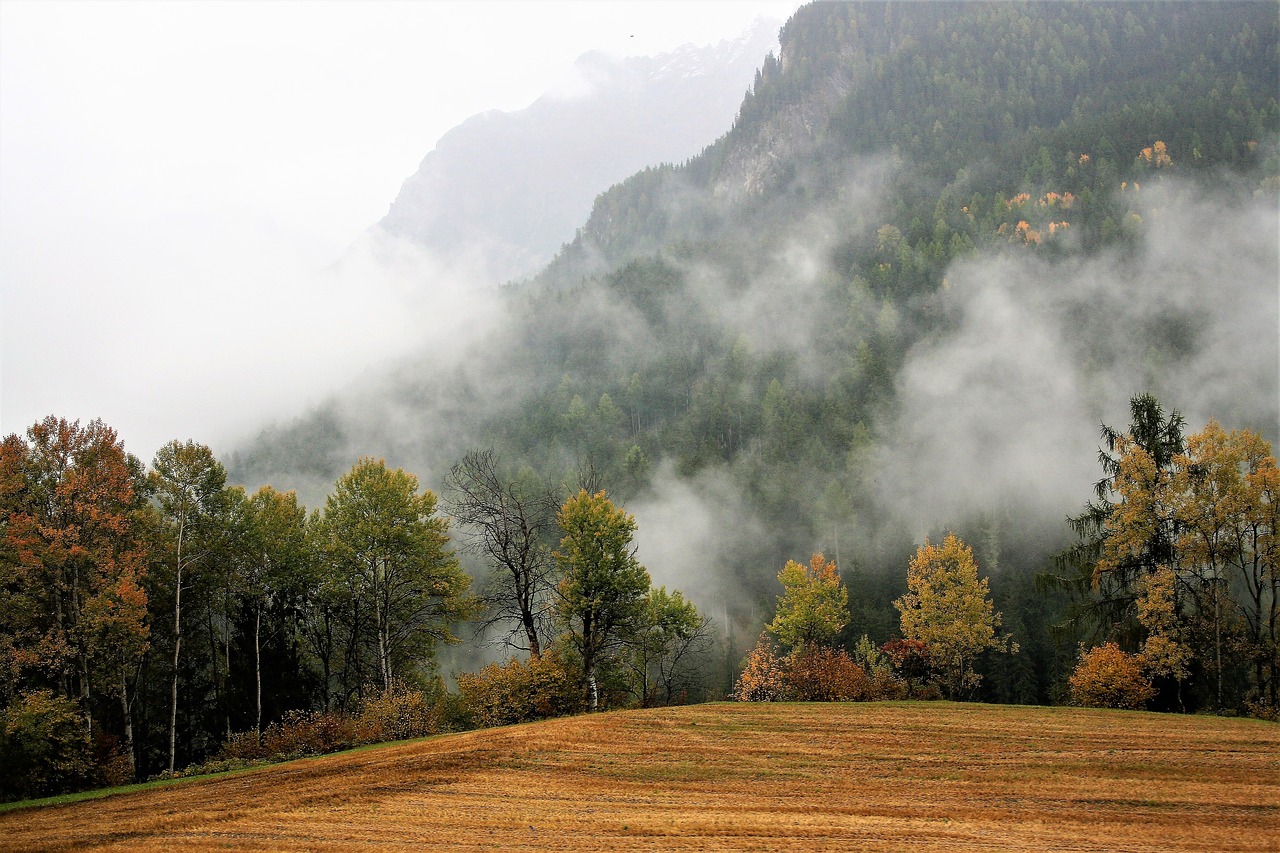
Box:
[212, 683, 448, 772]
[456, 652, 582, 728]
[787, 646, 871, 701]
[852, 635, 906, 700]
[1245, 700, 1279, 721]
[0, 690, 93, 801]
[881, 638, 934, 696]
[1069, 642, 1155, 710]
[92, 737, 136, 788]
[358, 680, 450, 742]
[216, 728, 272, 763]
[219, 710, 361, 764]
[868, 667, 908, 700]
[733, 636, 792, 702]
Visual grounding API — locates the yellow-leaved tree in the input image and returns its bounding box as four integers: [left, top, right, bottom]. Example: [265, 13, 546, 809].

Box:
[895, 533, 1014, 699]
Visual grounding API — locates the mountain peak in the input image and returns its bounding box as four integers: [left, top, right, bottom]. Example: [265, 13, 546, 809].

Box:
[374, 18, 781, 286]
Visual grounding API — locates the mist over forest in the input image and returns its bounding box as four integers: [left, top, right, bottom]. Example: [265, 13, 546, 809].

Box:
[231, 2, 1278, 626]
[4, 1, 1278, 794]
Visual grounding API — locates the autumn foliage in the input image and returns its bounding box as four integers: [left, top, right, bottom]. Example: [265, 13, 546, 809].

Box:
[880, 638, 935, 697]
[895, 533, 1012, 699]
[216, 682, 454, 768]
[786, 645, 871, 701]
[766, 553, 848, 651]
[1068, 643, 1155, 710]
[733, 636, 792, 702]
[733, 635, 874, 703]
[456, 651, 582, 728]
[0, 690, 94, 800]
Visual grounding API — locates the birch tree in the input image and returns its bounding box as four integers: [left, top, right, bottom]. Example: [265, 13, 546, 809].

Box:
[320, 458, 475, 695]
[150, 439, 227, 774]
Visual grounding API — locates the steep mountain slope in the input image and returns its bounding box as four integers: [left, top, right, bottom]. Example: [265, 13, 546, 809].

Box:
[230, 1, 1278, 702]
[374, 19, 780, 285]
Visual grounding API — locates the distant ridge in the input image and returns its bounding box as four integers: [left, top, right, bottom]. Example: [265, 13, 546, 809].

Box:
[373, 18, 782, 286]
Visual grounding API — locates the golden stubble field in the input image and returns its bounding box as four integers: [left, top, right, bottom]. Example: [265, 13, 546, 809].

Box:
[3, 702, 1277, 852]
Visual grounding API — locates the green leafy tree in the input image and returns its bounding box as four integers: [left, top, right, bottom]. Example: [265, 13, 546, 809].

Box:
[553, 489, 650, 710]
[895, 533, 1013, 699]
[0, 690, 93, 800]
[297, 508, 346, 713]
[150, 439, 228, 774]
[242, 485, 310, 734]
[319, 458, 476, 696]
[622, 586, 713, 705]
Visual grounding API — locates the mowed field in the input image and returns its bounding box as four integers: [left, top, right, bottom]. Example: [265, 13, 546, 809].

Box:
[3, 702, 1277, 852]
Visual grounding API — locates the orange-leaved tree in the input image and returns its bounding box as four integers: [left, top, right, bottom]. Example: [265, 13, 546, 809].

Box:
[732, 635, 790, 702]
[1068, 642, 1154, 709]
[0, 417, 150, 782]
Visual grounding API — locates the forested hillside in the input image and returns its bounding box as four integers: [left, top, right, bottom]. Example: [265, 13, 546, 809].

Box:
[5, 1, 1277, 797]
[233, 0, 1277, 687]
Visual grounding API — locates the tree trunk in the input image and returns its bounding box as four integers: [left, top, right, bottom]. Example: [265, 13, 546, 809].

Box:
[169, 535, 184, 775]
[375, 558, 391, 692]
[378, 620, 391, 692]
[320, 608, 334, 714]
[119, 673, 136, 782]
[79, 652, 93, 739]
[169, 625, 181, 775]
[224, 587, 233, 742]
[255, 604, 263, 736]
[523, 612, 541, 659]
[1269, 573, 1279, 707]
[1214, 577, 1223, 712]
[206, 607, 225, 742]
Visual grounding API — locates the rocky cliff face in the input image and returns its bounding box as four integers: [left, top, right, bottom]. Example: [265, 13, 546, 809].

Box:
[374, 19, 781, 286]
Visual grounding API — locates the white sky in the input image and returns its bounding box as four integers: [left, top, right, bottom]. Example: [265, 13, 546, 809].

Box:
[0, 0, 801, 462]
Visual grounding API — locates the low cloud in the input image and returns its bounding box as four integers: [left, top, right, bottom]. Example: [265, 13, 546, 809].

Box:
[874, 177, 1279, 532]
[631, 461, 769, 615]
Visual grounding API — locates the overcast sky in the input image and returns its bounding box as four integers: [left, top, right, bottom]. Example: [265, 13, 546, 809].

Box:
[1, 0, 801, 461]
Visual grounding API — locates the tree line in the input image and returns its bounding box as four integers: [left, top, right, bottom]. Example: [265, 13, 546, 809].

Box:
[5, 393, 1274, 801]
[0, 420, 713, 799]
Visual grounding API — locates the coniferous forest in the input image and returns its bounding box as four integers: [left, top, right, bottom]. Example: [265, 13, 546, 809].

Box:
[3, 2, 1278, 799]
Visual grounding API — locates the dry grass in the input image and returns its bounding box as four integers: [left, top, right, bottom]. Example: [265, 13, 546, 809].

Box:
[3, 702, 1277, 852]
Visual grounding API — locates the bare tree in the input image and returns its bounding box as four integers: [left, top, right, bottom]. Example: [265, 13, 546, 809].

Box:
[443, 450, 558, 658]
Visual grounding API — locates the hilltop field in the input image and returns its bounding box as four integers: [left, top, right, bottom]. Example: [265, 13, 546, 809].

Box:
[2, 702, 1276, 852]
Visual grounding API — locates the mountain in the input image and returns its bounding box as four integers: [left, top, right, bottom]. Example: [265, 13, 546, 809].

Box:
[373, 19, 781, 285]
[231, 1, 1278, 703]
